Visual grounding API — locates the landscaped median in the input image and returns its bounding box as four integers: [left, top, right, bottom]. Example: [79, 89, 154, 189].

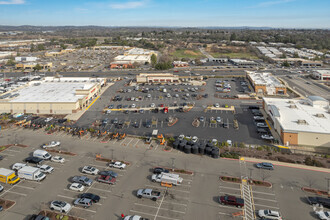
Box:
[220, 176, 272, 188]
[301, 187, 330, 197]
[37, 210, 86, 220]
[45, 149, 76, 156]
[0, 198, 15, 211]
[95, 154, 130, 166]
[0, 144, 28, 153]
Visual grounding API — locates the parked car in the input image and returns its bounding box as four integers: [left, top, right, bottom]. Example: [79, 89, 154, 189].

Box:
[80, 193, 100, 203]
[256, 162, 274, 170]
[150, 103, 155, 108]
[24, 156, 43, 165]
[69, 183, 85, 192]
[108, 161, 126, 169]
[82, 166, 99, 175]
[72, 176, 93, 186]
[97, 175, 116, 185]
[137, 189, 161, 201]
[257, 123, 268, 128]
[178, 134, 185, 141]
[257, 128, 270, 134]
[307, 197, 330, 208]
[29, 214, 50, 220]
[216, 117, 222, 123]
[153, 167, 169, 174]
[41, 141, 60, 149]
[199, 116, 205, 122]
[316, 211, 330, 220]
[257, 210, 282, 220]
[51, 156, 65, 163]
[254, 116, 265, 120]
[219, 195, 244, 208]
[12, 163, 27, 171]
[73, 198, 92, 208]
[214, 103, 220, 108]
[99, 170, 118, 178]
[50, 200, 71, 213]
[261, 134, 274, 140]
[124, 215, 149, 220]
[38, 165, 54, 174]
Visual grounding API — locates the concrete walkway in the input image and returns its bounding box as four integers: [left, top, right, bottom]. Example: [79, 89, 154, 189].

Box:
[65, 83, 113, 121]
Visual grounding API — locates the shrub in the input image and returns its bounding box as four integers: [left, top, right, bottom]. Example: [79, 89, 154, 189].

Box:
[276, 156, 295, 163]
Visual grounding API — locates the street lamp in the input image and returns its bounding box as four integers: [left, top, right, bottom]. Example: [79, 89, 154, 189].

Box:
[326, 178, 330, 195]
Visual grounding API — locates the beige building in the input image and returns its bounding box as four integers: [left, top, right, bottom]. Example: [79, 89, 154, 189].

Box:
[0, 77, 106, 114]
[263, 96, 330, 147]
[15, 62, 52, 70]
[136, 73, 180, 84]
[247, 71, 287, 95]
[45, 49, 75, 57]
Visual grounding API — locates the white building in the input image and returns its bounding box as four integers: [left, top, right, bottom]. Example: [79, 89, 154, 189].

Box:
[312, 70, 330, 80]
[263, 96, 330, 147]
[15, 57, 38, 62]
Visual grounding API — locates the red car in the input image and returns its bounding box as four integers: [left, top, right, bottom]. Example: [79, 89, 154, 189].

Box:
[219, 195, 244, 208]
[97, 175, 116, 185]
[159, 104, 164, 107]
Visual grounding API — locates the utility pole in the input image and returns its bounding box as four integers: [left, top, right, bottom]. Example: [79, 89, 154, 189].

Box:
[326, 178, 330, 195]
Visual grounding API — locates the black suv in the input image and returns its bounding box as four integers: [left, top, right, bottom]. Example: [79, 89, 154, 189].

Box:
[80, 193, 100, 203]
[24, 156, 44, 165]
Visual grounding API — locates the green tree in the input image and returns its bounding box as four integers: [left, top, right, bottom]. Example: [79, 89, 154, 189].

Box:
[151, 54, 157, 67]
[230, 33, 237, 41]
[33, 64, 42, 72]
[293, 52, 299, 58]
[60, 43, 67, 49]
[37, 44, 45, 51]
[6, 59, 16, 66]
[282, 61, 290, 67]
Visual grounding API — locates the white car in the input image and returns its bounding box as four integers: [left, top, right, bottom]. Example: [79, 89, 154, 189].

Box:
[166, 93, 171, 98]
[185, 135, 192, 140]
[261, 134, 274, 140]
[42, 141, 61, 149]
[147, 94, 151, 98]
[12, 163, 27, 171]
[211, 139, 218, 145]
[227, 140, 232, 147]
[191, 136, 198, 143]
[51, 156, 65, 163]
[50, 200, 71, 213]
[216, 117, 222, 123]
[69, 183, 85, 192]
[150, 103, 155, 108]
[44, 117, 53, 122]
[82, 166, 99, 175]
[175, 94, 179, 98]
[131, 104, 136, 108]
[316, 211, 330, 220]
[257, 210, 282, 220]
[38, 164, 54, 173]
[109, 161, 126, 169]
[214, 103, 220, 108]
[0, 184, 3, 192]
[124, 215, 145, 220]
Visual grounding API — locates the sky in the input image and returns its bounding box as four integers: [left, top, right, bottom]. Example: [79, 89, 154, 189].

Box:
[0, 0, 329, 28]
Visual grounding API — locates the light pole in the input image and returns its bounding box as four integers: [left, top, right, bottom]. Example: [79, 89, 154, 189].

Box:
[326, 178, 330, 195]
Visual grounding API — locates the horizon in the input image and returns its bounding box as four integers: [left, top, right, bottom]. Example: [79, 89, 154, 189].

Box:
[0, 0, 329, 29]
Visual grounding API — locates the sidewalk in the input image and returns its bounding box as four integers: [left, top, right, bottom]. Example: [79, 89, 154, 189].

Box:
[65, 83, 113, 121]
[243, 157, 330, 173]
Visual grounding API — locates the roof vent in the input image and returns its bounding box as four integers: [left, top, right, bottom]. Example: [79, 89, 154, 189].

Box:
[289, 104, 297, 108]
[315, 113, 325, 118]
[297, 119, 308, 125]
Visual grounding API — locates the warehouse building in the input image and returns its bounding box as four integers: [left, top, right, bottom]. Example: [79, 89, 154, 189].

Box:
[0, 77, 106, 114]
[15, 56, 38, 62]
[312, 70, 330, 80]
[247, 71, 287, 95]
[263, 96, 330, 147]
[136, 73, 179, 84]
[230, 59, 258, 66]
[110, 48, 157, 69]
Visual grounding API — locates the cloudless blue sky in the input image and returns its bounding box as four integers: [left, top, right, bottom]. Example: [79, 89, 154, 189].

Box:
[0, 0, 329, 28]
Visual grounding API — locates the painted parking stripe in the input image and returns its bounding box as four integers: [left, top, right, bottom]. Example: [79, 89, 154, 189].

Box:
[252, 191, 276, 196]
[89, 187, 112, 193]
[130, 209, 181, 220]
[218, 205, 242, 210]
[89, 164, 108, 169]
[144, 184, 190, 193]
[15, 185, 35, 190]
[253, 197, 278, 203]
[58, 194, 76, 200]
[6, 149, 21, 153]
[161, 201, 188, 207]
[0, 153, 15, 157]
[254, 203, 279, 209]
[72, 206, 97, 213]
[219, 186, 241, 191]
[134, 203, 185, 214]
[6, 190, 27, 196]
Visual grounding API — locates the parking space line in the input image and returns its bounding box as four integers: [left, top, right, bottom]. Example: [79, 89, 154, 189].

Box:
[58, 194, 76, 200]
[89, 164, 108, 169]
[89, 187, 112, 193]
[218, 205, 242, 210]
[130, 210, 181, 220]
[253, 197, 277, 203]
[254, 203, 279, 209]
[5, 190, 27, 196]
[219, 186, 241, 191]
[134, 203, 185, 214]
[161, 201, 187, 207]
[0, 153, 15, 157]
[72, 206, 97, 213]
[144, 185, 190, 193]
[252, 191, 276, 196]
[5, 149, 21, 153]
[15, 185, 35, 190]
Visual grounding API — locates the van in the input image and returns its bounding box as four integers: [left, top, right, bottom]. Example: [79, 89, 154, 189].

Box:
[33, 150, 51, 160]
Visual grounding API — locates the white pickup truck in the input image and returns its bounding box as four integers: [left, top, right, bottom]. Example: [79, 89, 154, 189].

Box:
[108, 161, 126, 169]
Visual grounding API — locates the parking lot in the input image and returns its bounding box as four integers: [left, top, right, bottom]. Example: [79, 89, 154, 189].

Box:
[76, 77, 268, 145]
[0, 128, 329, 220]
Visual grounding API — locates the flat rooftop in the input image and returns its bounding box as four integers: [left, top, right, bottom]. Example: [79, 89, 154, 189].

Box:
[7, 82, 95, 103]
[264, 97, 330, 134]
[248, 72, 284, 87]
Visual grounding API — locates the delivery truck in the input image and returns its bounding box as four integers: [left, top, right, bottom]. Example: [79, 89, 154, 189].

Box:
[0, 168, 20, 185]
[17, 166, 46, 181]
[151, 173, 183, 186]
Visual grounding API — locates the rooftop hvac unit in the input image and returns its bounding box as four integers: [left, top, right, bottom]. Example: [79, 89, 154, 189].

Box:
[297, 119, 308, 125]
[315, 113, 325, 118]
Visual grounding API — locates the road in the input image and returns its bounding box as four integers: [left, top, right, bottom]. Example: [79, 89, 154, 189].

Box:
[199, 47, 214, 59]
